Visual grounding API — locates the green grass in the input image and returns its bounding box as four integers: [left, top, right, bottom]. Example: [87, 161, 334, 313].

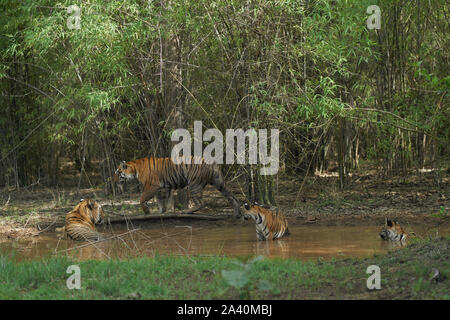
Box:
[0, 238, 449, 300]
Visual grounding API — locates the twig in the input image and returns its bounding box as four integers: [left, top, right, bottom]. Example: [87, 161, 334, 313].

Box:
[1, 194, 11, 210]
[55, 228, 141, 254]
[36, 217, 59, 234]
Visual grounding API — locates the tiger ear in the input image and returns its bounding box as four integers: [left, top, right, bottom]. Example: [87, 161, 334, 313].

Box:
[87, 200, 94, 210]
[244, 202, 250, 210]
[122, 161, 127, 169]
[386, 219, 393, 227]
[79, 199, 85, 203]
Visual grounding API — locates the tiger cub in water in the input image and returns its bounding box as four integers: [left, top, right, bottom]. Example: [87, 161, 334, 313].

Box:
[65, 199, 105, 241]
[243, 202, 289, 241]
[379, 218, 409, 242]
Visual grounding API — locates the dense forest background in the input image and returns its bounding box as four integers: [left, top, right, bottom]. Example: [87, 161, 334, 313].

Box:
[0, 0, 448, 204]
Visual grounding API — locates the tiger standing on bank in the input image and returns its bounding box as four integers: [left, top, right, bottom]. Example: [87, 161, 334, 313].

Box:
[65, 199, 105, 241]
[114, 156, 241, 217]
[243, 202, 289, 241]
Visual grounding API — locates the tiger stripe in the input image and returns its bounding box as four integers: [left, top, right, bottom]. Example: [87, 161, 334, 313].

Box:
[379, 218, 409, 242]
[65, 199, 105, 241]
[243, 202, 289, 241]
[114, 156, 241, 217]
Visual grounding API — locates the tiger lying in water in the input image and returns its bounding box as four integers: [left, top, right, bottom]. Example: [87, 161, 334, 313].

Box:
[243, 202, 289, 241]
[114, 156, 241, 217]
[65, 199, 105, 241]
[379, 218, 409, 242]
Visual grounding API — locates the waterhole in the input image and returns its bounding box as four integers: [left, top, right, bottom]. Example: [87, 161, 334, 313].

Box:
[1, 224, 448, 261]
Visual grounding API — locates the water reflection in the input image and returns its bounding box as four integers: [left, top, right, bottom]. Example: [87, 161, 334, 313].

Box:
[0, 224, 447, 261]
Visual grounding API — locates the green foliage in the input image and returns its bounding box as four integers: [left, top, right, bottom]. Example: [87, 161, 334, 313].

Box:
[0, 0, 448, 187]
[432, 206, 447, 219]
[1, 237, 449, 299]
[221, 256, 279, 298]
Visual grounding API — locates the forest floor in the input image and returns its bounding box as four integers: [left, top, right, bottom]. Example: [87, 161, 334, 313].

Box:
[1, 166, 449, 300]
[0, 166, 448, 240]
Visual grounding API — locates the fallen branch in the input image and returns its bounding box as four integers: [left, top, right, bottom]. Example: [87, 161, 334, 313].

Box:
[1, 194, 11, 210]
[54, 228, 141, 254]
[36, 217, 59, 234]
[107, 213, 232, 224]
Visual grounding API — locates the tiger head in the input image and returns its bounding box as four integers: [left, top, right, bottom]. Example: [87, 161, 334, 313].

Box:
[379, 218, 408, 242]
[78, 199, 104, 225]
[114, 161, 137, 184]
[243, 201, 289, 241]
[243, 202, 264, 222]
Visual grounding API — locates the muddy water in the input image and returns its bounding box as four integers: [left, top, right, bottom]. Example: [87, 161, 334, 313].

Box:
[1, 224, 448, 261]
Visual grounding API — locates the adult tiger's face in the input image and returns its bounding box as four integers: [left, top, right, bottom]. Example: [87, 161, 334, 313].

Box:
[243, 202, 263, 222]
[243, 201, 289, 241]
[114, 161, 137, 184]
[379, 218, 407, 242]
[79, 199, 105, 225]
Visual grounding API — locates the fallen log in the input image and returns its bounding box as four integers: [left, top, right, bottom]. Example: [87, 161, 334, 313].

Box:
[106, 213, 233, 224]
[35, 211, 235, 231]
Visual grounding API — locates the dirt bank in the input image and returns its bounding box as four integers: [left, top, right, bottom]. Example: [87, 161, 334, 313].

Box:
[0, 223, 39, 240]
